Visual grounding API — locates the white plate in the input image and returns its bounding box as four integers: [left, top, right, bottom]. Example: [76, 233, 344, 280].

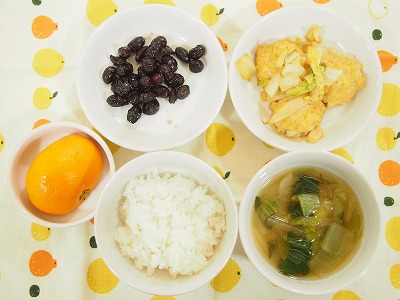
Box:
[94, 151, 238, 296]
[77, 5, 228, 152]
[10, 122, 115, 228]
[229, 6, 382, 152]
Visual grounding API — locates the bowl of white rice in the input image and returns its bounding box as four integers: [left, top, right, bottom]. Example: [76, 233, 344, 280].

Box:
[94, 151, 238, 296]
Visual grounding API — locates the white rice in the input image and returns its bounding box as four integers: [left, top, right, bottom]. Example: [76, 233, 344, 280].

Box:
[115, 172, 226, 277]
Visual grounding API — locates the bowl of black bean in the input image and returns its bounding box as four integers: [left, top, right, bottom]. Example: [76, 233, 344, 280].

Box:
[77, 4, 228, 152]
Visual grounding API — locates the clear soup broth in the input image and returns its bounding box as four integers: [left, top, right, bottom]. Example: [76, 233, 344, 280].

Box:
[251, 167, 363, 279]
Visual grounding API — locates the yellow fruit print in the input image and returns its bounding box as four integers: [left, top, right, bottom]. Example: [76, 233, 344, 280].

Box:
[206, 123, 236, 156]
[332, 290, 361, 300]
[144, 0, 175, 5]
[376, 127, 398, 151]
[210, 258, 241, 292]
[390, 264, 400, 289]
[86, 0, 118, 26]
[200, 5, 223, 26]
[87, 258, 119, 294]
[31, 222, 51, 241]
[151, 297, 176, 300]
[330, 148, 354, 163]
[386, 216, 400, 251]
[0, 133, 4, 153]
[32, 15, 58, 39]
[368, 0, 389, 19]
[213, 166, 231, 179]
[33, 87, 58, 110]
[33, 49, 64, 77]
[378, 83, 400, 116]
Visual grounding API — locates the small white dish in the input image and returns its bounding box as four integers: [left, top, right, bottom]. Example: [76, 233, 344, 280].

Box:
[77, 5, 228, 152]
[229, 6, 382, 152]
[239, 150, 380, 295]
[94, 151, 238, 296]
[10, 121, 115, 228]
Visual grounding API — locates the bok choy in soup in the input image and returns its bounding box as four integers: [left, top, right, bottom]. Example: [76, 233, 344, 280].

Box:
[252, 168, 363, 278]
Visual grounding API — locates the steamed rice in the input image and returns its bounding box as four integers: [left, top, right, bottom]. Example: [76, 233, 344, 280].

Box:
[115, 172, 226, 277]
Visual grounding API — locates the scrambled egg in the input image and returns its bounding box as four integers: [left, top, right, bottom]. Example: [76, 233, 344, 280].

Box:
[254, 25, 365, 142]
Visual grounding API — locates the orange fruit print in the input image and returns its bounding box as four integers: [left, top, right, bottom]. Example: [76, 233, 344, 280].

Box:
[32, 15, 58, 39]
[29, 250, 57, 277]
[25, 134, 103, 215]
[379, 160, 400, 186]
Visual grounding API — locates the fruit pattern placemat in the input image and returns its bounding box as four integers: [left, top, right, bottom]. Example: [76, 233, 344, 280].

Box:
[0, 0, 399, 299]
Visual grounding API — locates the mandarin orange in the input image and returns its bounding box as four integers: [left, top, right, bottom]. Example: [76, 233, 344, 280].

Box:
[25, 134, 103, 215]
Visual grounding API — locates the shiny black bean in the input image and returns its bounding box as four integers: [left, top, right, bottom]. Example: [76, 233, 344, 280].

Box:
[162, 55, 178, 72]
[145, 45, 159, 59]
[127, 105, 142, 124]
[188, 45, 206, 60]
[102, 66, 117, 84]
[139, 91, 157, 103]
[138, 75, 152, 90]
[160, 46, 174, 56]
[118, 46, 131, 59]
[116, 61, 133, 77]
[176, 85, 190, 100]
[142, 99, 160, 115]
[135, 46, 148, 63]
[175, 47, 189, 63]
[167, 73, 184, 88]
[158, 64, 172, 74]
[141, 57, 158, 74]
[110, 54, 126, 65]
[128, 91, 141, 105]
[106, 94, 129, 107]
[152, 86, 169, 98]
[189, 59, 204, 73]
[137, 66, 147, 78]
[150, 36, 167, 49]
[128, 36, 145, 52]
[127, 74, 139, 90]
[112, 82, 132, 97]
[150, 72, 164, 85]
[168, 88, 177, 104]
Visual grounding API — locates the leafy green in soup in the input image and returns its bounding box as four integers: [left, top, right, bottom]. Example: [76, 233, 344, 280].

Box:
[251, 168, 363, 278]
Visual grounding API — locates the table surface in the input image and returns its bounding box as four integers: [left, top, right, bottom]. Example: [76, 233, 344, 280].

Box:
[1, 0, 399, 299]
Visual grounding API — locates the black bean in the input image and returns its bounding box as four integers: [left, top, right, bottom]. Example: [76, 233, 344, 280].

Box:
[189, 59, 204, 73]
[135, 46, 148, 63]
[150, 72, 164, 85]
[142, 99, 160, 115]
[138, 75, 152, 90]
[158, 64, 172, 74]
[106, 94, 129, 107]
[163, 71, 174, 83]
[128, 36, 145, 52]
[118, 46, 131, 59]
[139, 91, 157, 103]
[116, 61, 133, 77]
[112, 82, 132, 97]
[168, 88, 177, 104]
[128, 91, 141, 105]
[127, 74, 139, 90]
[152, 86, 169, 98]
[127, 105, 142, 124]
[175, 47, 189, 63]
[160, 46, 174, 56]
[110, 54, 125, 65]
[102, 66, 117, 84]
[145, 44, 159, 59]
[188, 45, 206, 60]
[162, 55, 178, 72]
[137, 66, 147, 78]
[176, 85, 190, 100]
[150, 36, 167, 49]
[167, 73, 184, 88]
[141, 57, 158, 74]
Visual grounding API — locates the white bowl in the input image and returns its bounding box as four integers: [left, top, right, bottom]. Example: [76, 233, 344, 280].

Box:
[94, 151, 238, 296]
[77, 4, 228, 152]
[10, 121, 115, 228]
[239, 150, 380, 295]
[229, 6, 382, 152]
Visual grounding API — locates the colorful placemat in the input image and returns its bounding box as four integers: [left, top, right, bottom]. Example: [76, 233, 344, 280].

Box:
[0, 0, 399, 299]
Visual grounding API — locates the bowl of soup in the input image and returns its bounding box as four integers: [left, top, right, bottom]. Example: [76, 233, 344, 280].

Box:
[238, 150, 380, 295]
